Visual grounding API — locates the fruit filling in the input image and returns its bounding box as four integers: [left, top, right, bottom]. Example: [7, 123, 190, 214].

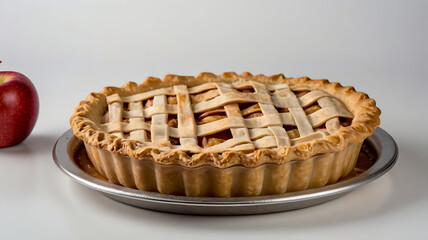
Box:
[196, 108, 227, 125]
[168, 115, 178, 128]
[240, 103, 263, 118]
[198, 130, 233, 148]
[236, 86, 255, 93]
[284, 125, 300, 139]
[167, 95, 177, 104]
[303, 104, 321, 114]
[143, 98, 154, 108]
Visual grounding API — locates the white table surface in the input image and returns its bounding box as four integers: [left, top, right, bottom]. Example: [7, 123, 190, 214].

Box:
[1, 1, 427, 239]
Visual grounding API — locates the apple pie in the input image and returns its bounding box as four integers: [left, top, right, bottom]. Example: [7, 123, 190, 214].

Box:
[70, 72, 380, 197]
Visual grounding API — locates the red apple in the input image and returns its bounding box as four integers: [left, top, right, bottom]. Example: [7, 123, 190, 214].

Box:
[0, 71, 39, 147]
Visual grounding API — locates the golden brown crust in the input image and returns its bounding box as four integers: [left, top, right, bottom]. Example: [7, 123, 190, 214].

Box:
[70, 72, 380, 168]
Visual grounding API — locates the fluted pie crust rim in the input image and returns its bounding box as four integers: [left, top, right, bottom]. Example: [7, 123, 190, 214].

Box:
[70, 72, 380, 168]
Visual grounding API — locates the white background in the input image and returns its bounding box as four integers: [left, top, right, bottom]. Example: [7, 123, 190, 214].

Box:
[1, 0, 427, 239]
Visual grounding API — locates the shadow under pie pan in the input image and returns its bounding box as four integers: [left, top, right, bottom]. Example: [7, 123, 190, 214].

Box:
[53, 128, 397, 215]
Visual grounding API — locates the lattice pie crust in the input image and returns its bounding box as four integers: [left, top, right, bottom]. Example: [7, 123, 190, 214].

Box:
[71, 72, 380, 197]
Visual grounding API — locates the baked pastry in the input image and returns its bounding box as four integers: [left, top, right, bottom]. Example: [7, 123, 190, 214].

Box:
[70, 72, 380, 197]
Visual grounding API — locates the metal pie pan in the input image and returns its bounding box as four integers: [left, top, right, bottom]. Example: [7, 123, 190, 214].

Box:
[53, 128, 398, 215]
